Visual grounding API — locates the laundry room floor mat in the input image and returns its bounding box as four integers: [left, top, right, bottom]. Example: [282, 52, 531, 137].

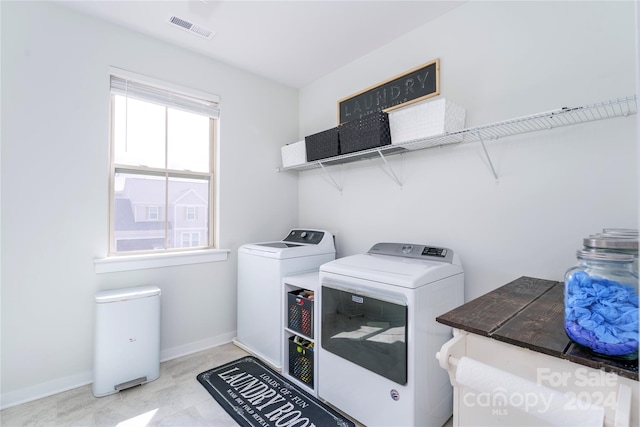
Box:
[197, 356, 355, 427]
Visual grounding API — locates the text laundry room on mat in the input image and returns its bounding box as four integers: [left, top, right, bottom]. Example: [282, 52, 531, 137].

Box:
[197, 356, 355, 427]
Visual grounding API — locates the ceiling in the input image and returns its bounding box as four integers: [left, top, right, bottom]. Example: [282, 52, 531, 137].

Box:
[54, 0, 465, 88]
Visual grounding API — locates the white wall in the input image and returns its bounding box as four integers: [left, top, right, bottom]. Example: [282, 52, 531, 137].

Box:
[0, 1, 298, 407]
[298, 1, 638, 300]
[1, 0, 637, 411]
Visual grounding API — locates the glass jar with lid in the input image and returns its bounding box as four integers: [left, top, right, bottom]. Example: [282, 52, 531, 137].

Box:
[564, 250, 638, 360]
[602, 228, 639, 238]
[583, 234, 638, 274]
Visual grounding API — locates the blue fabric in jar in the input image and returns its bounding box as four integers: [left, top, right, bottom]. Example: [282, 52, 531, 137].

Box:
[565, 271, 638, 356]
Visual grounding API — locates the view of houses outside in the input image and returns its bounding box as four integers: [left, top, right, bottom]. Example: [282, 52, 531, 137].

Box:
[113, 173, 209, 252]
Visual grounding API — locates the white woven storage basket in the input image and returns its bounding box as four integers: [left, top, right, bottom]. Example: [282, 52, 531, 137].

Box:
[389, 98, 466, 148]
[281, 140, 307, 167]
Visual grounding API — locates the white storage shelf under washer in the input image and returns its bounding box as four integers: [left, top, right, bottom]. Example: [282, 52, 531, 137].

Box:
[282, 271, 320, 396]
[278, 95, 637, 187]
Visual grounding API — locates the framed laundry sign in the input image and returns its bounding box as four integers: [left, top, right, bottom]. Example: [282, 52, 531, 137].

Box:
[337, 59, 440, 124]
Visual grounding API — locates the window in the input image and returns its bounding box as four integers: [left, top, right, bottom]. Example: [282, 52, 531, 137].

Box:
[148, 206, 160, 221]
[181, 232, 200, 248]
[186, 206, 197, 220]
[109, 70, 219, 255]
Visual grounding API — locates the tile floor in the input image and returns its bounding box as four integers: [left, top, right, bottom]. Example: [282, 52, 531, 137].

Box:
[1, 343, 250, 426]
[1, 343, 453, 426]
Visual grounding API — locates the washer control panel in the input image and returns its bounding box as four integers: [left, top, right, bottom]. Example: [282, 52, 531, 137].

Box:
[422, 246, 448, 257]
[368, 242, 453, 263]
[283, 229, 325, 245]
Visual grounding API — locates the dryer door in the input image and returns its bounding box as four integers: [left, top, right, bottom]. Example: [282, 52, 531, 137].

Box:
[321, 284, 408, 385]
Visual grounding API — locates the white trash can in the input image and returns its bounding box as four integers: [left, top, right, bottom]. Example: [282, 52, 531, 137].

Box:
[93, 286, 161, 397]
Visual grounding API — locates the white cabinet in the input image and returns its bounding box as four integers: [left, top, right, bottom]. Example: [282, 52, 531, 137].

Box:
[282, 271, 319, 396]
[437, 330, 638, 427]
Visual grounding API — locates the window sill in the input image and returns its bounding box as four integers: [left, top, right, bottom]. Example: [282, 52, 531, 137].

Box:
[94, 249, 230, 274]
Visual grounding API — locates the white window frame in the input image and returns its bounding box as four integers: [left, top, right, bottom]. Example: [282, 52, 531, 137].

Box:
[95, 67, 228, 273]
[148, 206, 160, 221]
[181, 231, 200, 248]
[186, 206, 197, 220]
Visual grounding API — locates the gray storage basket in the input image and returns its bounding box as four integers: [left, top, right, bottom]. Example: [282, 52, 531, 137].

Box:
[339, 111, 391, 154]
[305, 127, 340, 161]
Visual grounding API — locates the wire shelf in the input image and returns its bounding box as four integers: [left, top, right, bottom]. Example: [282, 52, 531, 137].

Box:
[278, 95, 637, 173]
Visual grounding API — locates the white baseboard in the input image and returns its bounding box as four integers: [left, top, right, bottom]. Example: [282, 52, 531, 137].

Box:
[0, 331, 237, 410]
[231, 338, 282, 372]
[160, 331, 236, 362]
[0, 371, 93, 411]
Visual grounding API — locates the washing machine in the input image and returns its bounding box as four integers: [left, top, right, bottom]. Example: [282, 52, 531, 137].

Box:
[318, 242, 464, 427]
[236, 229, 335, 369]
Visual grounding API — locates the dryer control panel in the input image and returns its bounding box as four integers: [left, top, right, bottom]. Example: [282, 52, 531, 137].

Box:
[367, 242, 454, 263]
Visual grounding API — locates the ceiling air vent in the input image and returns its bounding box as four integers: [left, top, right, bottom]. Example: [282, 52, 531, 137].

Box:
[168, 16, 215, 40]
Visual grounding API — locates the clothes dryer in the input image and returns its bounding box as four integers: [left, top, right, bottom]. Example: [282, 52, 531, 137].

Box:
[318, 242, 464, 427]
[236, 229, 335, 369]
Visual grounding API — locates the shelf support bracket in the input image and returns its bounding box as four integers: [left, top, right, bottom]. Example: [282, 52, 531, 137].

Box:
[318, 162, 343, 192]
[477, 131, 499, 183]
[377, 149, 402, 187]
